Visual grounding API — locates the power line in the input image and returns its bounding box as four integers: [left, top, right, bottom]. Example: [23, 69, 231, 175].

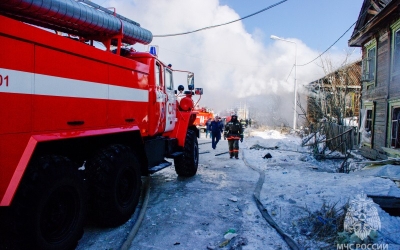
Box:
[296, 21, 357, 67]
[151, 1, 366, 72]
[156, 18, 357, 71]
[152, 2, 364, 70]
[153, 0, 288, 37]
[296, 4, 371, 67]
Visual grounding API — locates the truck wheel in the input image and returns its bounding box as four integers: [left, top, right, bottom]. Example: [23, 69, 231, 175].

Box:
[174, 129, 199, 177]
[9, 155, 87, 250]
[85, 144, 141, 227]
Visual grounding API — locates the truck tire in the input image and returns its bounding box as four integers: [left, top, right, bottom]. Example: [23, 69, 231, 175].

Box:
[8, 155, 87, 250]
[174, 129, 199, 177]
[85, 144, 142, 227]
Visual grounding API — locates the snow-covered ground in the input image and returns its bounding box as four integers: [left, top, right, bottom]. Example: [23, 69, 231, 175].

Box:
[243, 128, 400, 249]
[76, 128, 400, 250]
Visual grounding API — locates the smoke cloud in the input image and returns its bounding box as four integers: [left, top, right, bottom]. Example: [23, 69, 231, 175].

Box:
[97, 0, 360, 127]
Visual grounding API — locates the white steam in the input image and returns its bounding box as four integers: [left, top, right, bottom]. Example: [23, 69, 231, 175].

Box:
[96, 0, 360, 127]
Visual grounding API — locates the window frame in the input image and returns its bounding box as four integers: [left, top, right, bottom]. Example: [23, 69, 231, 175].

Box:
[155, 62, 161, 87]
[390, 19, 400, 78]
[388, 99, 400, 149]
[164, 68, 174, 90]
[362, 39, 377, 88]
[361, 102, 375, 148]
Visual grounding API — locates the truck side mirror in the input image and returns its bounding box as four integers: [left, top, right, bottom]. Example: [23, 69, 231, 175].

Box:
[187, 72, 194, 90]
[195, 88, 203, 95]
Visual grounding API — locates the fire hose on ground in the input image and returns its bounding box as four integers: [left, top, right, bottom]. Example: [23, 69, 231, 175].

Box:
[120, 153, 301, 250]
[242, 152, 301, 250]
[120, 176, 151, 250]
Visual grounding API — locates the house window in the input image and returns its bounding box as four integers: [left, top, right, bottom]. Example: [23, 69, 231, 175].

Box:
[365, 109, 373, 133]
[367, 47, 376, 80]
[362, 40, 377, 85]
[391, 19, 400, 76]
[390, 107, 400, 148]
[360, 104, 374, 147]
[394, 30, 400, 71]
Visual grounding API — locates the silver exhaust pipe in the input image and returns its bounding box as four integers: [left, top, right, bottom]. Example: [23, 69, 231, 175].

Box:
[0, 0, 153, 45]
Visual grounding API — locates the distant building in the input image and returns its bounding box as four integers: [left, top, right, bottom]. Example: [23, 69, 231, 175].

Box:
[306, 60, 362, 126]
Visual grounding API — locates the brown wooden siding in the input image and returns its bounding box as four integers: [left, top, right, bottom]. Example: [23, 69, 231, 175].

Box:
[360, 30, 390, 159]
[377, 29, 390, 89]
[374, 99, 387, 143]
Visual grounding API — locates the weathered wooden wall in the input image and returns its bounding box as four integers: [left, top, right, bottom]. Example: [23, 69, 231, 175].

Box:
[360, 29, 391, 159]
[349, 0, 400, 160]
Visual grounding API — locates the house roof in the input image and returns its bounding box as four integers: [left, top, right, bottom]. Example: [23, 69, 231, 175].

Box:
[307, 60, 362, 90]
[348, 0, 399, 47]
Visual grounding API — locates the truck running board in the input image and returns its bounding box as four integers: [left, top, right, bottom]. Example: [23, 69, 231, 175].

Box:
[148, 160, 173, 174]
[169, 152, 183, 158]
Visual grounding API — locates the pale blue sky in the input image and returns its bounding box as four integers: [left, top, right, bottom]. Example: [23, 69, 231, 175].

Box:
[219, 0, 364, 53]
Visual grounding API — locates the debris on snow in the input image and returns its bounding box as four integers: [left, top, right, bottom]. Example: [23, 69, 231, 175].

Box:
[206, 244, 216, 250]
[263, 153, 272, 159]
[228, 196, 238, 202]
[224, 232, 238, 240]
[218, 239, 230, 247]
[230, 236, 249, 249]
[250, 144, 279, 150]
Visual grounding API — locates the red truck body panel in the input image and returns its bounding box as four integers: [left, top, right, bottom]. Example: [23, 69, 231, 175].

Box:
[0, 15, 196, 206]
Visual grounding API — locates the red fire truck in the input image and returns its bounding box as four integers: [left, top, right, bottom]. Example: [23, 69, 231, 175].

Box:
[0, 0, 202, 249]
[194, 107, 214, 132]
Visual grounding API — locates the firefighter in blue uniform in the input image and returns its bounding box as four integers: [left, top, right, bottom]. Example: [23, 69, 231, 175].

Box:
[210, 116, 223, 149]
[223, 114, 243, 159]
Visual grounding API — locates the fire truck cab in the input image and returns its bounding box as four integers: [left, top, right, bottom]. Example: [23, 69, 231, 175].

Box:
[0, 0, 202, 249]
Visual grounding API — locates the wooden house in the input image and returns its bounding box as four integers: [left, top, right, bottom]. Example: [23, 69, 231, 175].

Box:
[349, 0, 400, 159]
[306, 60, 362, 126]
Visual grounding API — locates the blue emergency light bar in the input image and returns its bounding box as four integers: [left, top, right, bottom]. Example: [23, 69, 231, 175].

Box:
[149, 45, 158, 57]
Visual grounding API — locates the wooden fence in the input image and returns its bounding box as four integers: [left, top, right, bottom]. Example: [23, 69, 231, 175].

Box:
[323, 122, 358, 154]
